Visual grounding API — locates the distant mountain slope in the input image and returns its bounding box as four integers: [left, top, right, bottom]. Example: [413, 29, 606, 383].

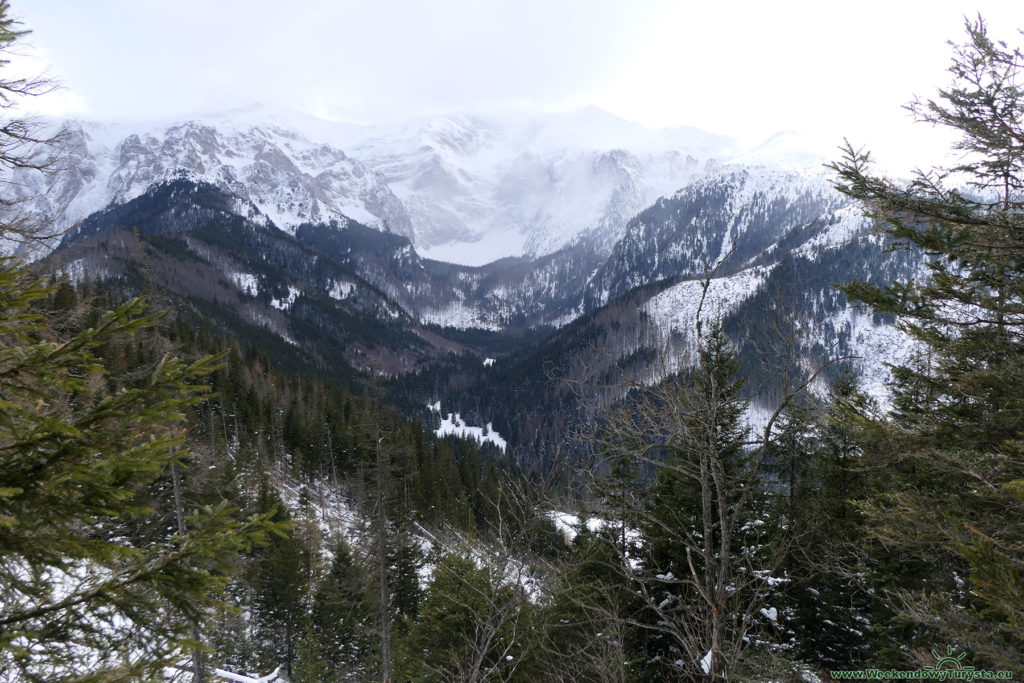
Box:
[293, 221, 601, 331]
[5, 105, 736, 264]
[8, 114, 413, 254]
[50, 178, 468, 376]
[399, 212, 919, 461]
[583, 166, 846, 309]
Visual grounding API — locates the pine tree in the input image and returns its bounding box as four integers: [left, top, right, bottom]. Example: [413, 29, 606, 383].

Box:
[777, 371, 875, 669]
[0, 8, 279, 676]
[539, 526, 642, 682]
[596, 322, 784, 679]
[401, 553, 526, 682]
[310, 539, 372, 676]
[830, 16, 1024, 671]
[0, 268, 276, 680]
[249, 486, 306, 675]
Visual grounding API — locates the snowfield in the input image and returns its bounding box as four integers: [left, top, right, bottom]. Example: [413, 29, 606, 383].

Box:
[820, 307, 917, 407]
[644, 265, 776, 375]
[429, 402, 507, 452]
[419, 301, 505, 331]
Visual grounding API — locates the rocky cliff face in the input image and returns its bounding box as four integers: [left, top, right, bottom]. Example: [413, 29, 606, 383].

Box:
[5, 106, 736, 264]
[7, 116, 413, 256]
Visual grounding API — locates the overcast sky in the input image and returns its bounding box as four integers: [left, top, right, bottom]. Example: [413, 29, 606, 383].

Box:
[10, 0, 1024, 168]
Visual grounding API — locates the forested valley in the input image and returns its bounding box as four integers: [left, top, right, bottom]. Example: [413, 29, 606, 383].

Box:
[0, 5, 1022, 682]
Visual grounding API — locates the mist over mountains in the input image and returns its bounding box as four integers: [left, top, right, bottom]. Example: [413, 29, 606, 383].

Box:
[6, 104, 919, 453]
[12, 105, 836, 263]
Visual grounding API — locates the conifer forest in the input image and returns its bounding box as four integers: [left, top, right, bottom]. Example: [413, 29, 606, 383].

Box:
[0, 3, 1022, 681]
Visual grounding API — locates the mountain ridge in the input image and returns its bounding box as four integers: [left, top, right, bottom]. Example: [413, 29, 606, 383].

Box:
[13, 106, 926, 458]
[8, 105, 829, 265]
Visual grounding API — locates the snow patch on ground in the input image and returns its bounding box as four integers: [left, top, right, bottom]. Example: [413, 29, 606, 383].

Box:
[428, 402, 507, 452]
[270, 285, 300, 311]
[543, 305, 586, 329]
[57, 258, 105, 285]
[742, 401, 775, 440]
[328, 279, 354, 300]
[208, 666, 282, 682]
[419, 302, 502, 331]
[273, 471, 363, 552]
[228, 272, 259, 297]
[549, 512, 606, 541]
[548, 511, 641, 549]
[644, 265, 774, 375]
[415, 521, 546, 602]
[420, 228, 530, 267]
[700, 649, 713, 674]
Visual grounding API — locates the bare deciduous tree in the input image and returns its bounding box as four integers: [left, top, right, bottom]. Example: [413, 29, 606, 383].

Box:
[569, 255, 846, 678]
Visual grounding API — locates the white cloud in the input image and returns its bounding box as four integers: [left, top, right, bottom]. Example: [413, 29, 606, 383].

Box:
[10, 0, 1024, 169]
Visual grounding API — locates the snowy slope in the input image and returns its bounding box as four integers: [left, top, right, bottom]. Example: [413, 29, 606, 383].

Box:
[644, 265, 777, 375]
[330, 106, 737, 263]
[429, 402, 507, 452]
[8, 105, 737, 265]
[5, 108, 413, 253]
[584, 164, 846, 309]
[818, 307, 916, 405]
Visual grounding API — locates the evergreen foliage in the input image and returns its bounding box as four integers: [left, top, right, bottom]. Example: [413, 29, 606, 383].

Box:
[539, 525, 642, 682]
[771, 371, 875, 669]
[401, 553, 531, 682]
[0, 268, 277, 680]
[830, 16, 1024, 671]
[0, 5, 282, 679]
[592, 323, 787, 679]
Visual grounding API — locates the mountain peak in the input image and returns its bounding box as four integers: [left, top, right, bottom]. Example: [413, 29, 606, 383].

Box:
[734, 129, 838, 172]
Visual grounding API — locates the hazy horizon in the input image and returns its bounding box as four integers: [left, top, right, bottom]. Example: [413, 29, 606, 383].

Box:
[10, 1, 1024, 173]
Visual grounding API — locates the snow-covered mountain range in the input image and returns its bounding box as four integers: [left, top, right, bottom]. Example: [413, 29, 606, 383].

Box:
[9, 104, 786, 265]
[7, 109, 414, 250]
[6, 104, 924, 424]
[334, 106, 737, 262]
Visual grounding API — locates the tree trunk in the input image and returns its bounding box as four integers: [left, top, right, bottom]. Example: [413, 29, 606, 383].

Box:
[172, 460, 205, 683]
[377, 436, 392, 683]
